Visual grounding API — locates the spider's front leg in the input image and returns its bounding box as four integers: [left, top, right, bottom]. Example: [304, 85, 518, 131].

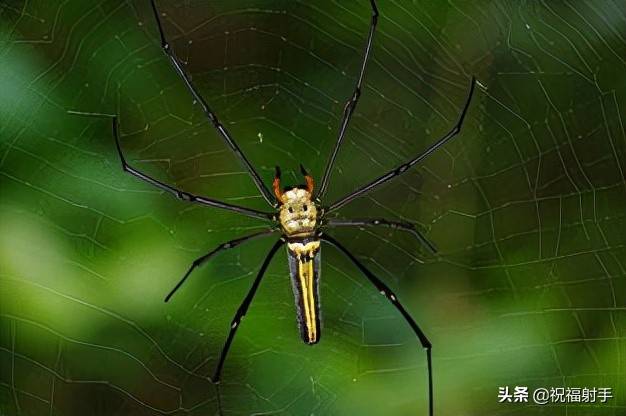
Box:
[317, 0, 380, 199]
[149, 0, 277, 207]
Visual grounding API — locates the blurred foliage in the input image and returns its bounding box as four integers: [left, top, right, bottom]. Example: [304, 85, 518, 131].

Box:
[1, 1, 625, 415]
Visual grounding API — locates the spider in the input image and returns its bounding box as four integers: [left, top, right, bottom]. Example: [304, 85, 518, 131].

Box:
[71, 1, 475, 414]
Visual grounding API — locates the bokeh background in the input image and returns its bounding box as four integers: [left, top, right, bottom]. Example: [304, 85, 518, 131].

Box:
[1, 1, 625, 415]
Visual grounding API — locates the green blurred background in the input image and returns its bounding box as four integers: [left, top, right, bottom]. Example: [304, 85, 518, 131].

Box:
[1, 1, 625, 415]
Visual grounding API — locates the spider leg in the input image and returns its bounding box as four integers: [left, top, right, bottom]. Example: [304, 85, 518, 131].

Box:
[68, 112, 274, 221]
[213, 238, 284, 383]
[321, 233, 434, 416]
[323, 218, 436, 254]
[150, 0, 276, 207]
[164, 228, 277, 302]
[328, 76, 476, 214]
[316, 0, 379, 200]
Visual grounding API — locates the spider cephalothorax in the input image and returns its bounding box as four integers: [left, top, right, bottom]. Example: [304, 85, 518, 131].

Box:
[273, 165, 319, 237]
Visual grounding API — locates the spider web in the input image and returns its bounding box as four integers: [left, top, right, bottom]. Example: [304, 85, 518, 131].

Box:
[1, 1, 625, 415]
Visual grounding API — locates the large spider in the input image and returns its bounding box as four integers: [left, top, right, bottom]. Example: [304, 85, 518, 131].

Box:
[73, 1, 475, 414]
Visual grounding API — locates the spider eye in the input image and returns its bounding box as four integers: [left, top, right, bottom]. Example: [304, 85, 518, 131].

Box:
[303, 204, 308, 211]
[288, 207, 294, 214]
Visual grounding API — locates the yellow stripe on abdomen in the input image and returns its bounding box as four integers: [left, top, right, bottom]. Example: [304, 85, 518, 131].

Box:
[297, 257, 316, 342]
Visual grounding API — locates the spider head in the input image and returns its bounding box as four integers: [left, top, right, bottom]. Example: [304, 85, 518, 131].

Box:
[274, 165, 318, 236]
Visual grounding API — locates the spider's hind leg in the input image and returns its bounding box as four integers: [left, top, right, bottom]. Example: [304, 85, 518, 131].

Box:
[322, 233, 434, 416]
[213, 239, 284, 383]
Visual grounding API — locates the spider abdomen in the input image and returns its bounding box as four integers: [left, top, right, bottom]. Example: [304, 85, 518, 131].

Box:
[287, 239, 322, 344]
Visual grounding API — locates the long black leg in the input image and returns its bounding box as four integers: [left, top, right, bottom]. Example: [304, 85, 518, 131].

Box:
[164, 228, 277, 302]
[213, 238, 284, 382]
[150, 0, 276, 207]
[328, 77, 476, 213]
[316, 0, 379, 200]
[321, 234, 433, 416]
[324, 218, 436, 254]
[69, 111, 274, 221]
